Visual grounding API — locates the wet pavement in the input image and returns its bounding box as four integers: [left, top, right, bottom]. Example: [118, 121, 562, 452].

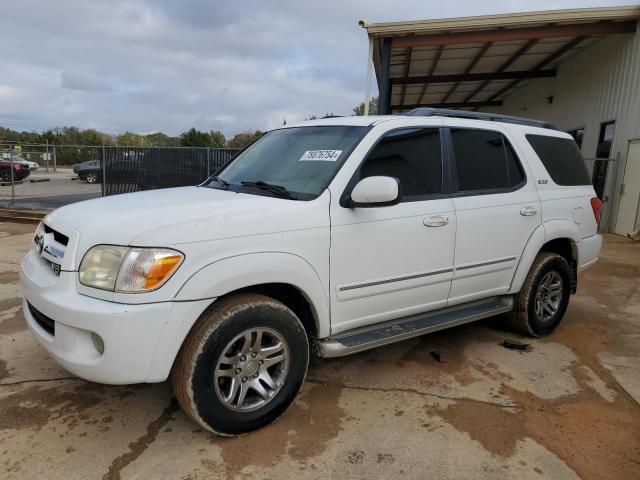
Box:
[1, 221, 639, 479]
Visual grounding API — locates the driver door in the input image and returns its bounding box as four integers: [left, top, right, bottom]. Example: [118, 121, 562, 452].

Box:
[329, 127, 456, 334]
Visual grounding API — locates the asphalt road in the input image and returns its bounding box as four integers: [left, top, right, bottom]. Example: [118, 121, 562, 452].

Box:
[1, 224, 639, 479]
[0, 169, 101, 210]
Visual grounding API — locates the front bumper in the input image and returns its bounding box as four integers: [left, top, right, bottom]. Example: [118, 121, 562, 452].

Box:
[21, 248, 210, 384]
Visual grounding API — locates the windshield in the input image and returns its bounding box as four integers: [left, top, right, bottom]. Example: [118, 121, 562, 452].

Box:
[207, 125, 369, 199]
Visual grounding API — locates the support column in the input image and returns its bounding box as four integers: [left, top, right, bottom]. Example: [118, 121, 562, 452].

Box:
[378, 38, 392, 115]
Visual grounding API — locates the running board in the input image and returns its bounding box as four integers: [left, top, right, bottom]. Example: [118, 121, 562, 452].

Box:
[317, 296, 514, 358]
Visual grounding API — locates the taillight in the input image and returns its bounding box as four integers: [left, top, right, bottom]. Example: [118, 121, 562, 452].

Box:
[590, 197, 603, 224]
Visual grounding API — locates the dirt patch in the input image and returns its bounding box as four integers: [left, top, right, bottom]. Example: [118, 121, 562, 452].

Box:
[102, 399, 179, 480]
[429, 372, 640, 480]
[0, 297, 22, 312]
[214, 383, 344, 478]
[0, 271, 19, 284]
[0, 383, 108, 431]
[0, 358, 9, 381]
[0, 307, 27, 336]
[396, 324, 490, 387]
[0, 223, 37, 237]
[428, 240, 640, 480]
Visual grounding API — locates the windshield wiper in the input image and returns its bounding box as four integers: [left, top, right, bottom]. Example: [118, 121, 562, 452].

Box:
[241, 181, 297, 199]
[209, 176, 229, 188]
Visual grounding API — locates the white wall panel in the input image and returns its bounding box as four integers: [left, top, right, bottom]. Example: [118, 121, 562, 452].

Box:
[485, 31, 640, 231]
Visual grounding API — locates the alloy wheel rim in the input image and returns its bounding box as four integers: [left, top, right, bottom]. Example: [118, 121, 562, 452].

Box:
[86, 174, 97, 183]
[213, 327, 289, 412]
[534, 270, 563, 322]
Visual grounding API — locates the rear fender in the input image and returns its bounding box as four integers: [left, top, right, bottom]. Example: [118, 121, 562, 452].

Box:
[509, 220, 580, 294]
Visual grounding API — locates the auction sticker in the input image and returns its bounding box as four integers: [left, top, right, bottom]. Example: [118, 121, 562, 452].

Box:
[299, 150, 343, 161]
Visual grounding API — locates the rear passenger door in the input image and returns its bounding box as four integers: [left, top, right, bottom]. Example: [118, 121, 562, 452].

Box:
[447, 126, 541, 306]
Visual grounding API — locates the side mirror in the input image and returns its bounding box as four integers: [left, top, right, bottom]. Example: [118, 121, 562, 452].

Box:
[348, 176, 399, 207]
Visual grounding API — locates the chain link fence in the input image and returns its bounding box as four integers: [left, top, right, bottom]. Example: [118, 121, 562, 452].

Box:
[102, 146, 237, 196]
[1, 143, 622, 233]
[0, 143, 238, 209]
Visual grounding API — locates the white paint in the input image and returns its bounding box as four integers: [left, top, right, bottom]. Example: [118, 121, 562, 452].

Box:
[350, 176, 399, 204]
[21, 115, 601, 384]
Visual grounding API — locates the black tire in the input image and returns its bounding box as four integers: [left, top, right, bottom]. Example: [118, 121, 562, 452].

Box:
[171, 293, 309, 436]
[0, 169, 11, 182]
[508, 251, 572, 337]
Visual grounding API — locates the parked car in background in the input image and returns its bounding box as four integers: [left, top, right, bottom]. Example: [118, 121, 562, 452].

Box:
[73, 160, 102, 183]
[74, 159, 141, 185]
[21, 109, 602, 436]
[15, 157, 40, 171]
[0, 159, 31, 182]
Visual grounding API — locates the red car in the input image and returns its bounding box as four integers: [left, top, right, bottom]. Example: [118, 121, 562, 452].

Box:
[0, 159, 31, 182]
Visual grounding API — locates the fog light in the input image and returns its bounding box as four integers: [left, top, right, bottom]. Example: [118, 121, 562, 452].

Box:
[91, 332, 104, 355]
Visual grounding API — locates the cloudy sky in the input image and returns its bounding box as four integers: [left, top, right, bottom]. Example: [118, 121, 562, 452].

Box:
[0, 0, 634, 136]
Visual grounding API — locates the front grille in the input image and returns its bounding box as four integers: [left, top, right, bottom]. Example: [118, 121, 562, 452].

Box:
[27, 302, 55, 336]
[43, 223, 69, 246]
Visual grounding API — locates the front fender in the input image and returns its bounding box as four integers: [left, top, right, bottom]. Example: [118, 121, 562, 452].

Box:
[174, 252, 330, 338]
[508, 220, 580, 294]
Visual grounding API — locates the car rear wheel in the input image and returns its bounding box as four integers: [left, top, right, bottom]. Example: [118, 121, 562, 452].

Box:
[171, 293, 309, 436]
[508, 251, 572, 337]
[0, 170, 10, 182]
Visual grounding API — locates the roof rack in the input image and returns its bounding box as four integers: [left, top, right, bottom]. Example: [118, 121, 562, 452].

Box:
[405, 107, 558, 130]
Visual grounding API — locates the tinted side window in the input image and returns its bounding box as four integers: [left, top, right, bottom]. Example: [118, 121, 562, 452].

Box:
[361, 128, 442, 198]
[526, 134, 591, 186]
[451, 129, 525, 192]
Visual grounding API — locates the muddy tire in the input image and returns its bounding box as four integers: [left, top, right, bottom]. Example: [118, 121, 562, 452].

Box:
[171, 293, 309, 436]
[508, 252, 572, 337]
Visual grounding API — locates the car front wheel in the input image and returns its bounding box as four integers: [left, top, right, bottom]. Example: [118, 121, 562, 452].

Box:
[172, 293, 309, 436]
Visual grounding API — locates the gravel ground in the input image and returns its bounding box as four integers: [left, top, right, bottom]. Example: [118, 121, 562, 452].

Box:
[0, 222, 638, 480]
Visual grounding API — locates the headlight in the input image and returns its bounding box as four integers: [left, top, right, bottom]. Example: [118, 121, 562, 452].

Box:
[79, 245, 183, 293]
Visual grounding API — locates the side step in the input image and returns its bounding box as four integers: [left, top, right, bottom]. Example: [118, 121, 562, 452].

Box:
[317, 296, 514, 358]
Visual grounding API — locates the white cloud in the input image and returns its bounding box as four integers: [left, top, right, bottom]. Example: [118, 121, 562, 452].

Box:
[0, 0, 635, 136]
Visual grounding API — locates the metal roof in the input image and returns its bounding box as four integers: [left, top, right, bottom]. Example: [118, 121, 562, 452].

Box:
[362, 6, 640, 113]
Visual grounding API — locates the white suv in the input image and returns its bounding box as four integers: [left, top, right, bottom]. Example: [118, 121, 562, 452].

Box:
[21, 109, 603, 435]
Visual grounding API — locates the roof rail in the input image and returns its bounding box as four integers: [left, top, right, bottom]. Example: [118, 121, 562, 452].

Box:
[405, 107, 558, 130]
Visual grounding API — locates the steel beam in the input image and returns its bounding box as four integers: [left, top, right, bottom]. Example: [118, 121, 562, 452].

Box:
[390, 69, 556, 85]
[391, 20, 637, 48]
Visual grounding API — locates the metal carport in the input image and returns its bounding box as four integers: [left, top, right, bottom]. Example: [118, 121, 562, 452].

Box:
[361, 6, 639, 114]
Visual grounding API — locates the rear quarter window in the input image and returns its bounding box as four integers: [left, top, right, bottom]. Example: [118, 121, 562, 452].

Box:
[526, 134, 591, 186]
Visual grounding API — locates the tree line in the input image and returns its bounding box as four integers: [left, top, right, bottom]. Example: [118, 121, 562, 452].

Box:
[0, 126, 264, 150]
[0, 97, 378, 150]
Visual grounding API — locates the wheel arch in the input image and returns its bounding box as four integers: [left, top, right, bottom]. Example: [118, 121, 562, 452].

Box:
[509, 220, 580, 294]
[174, 251, 330, 338]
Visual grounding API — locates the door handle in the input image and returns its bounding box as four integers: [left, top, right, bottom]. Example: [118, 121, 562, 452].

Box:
[424, 215, 449, 227]
[520, 206, 538, 216]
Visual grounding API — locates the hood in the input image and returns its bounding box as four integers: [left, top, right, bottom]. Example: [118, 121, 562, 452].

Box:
[49, 186, 328, 254]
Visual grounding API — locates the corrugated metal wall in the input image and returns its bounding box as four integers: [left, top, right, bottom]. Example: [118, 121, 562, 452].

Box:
[487, 31, 640, 232]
